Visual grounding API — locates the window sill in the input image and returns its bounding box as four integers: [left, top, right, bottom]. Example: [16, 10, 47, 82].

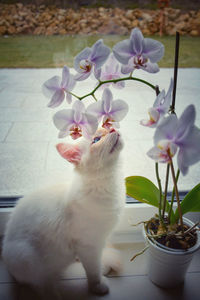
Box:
[0, 203, 158, 241]
[0, 203, 199, 243]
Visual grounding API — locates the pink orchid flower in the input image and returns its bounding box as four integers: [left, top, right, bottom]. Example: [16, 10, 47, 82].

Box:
[98, 54, 125, 89]
[113, 27, 164, 74]
[140, 79, 173, 127]
[42, 66, 76, 108]
[74, 39, 110, 81]
[147, 105, 200, 175]
[87, 88, 129, 130]
[53, 100, 98, 140]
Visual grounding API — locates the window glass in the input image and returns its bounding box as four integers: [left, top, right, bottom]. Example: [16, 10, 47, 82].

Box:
[0, 1, 200, 205]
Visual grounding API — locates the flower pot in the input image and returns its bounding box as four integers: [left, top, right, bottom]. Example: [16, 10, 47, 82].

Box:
[143, 217, 200, 288]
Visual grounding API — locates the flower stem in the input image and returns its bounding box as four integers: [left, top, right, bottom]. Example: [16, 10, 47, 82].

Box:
[155, 163, 164, 224]
[70, 76, 156, 101]
[162, 163, 170, 218]
[69, 91, 81, 100]
[169, 159, 184, 231]
[168, 169, 180, 222]
[92, 93, 98, 101]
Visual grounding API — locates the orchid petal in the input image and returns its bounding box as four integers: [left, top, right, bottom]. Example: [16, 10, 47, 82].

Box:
[47, 89, 65, 108]
[141, 61, 159, 73]
[98, 54, 124, 85]
[154, 114, 178, 145]
[175, 105, 196, 142]
[66, 92, 72, 104]
[113, 39, 133, 65]
[143, 38, 164, 63]
[165, 78, 173, 104]
[102, 88, 113, 113]
[66, 74, 76, 91]
[58, 123, 72, 138]
[112, 122, 120, 129]
[153, 90, 166, 108]
[160, 79, 173, 113]
[61, 66, 70, 88]
[140, 119, 155, 127]
[86, 101, 104, 120]
[130, 28, 144, 55]
[121, 63, 134, 74]
[80, 113, 98, 139]
[53, 109, 74, 131]
[109, 99, 129, 122]
[157, 140, 177, 157]
[72, 101, 85, 123]
[90, 39, 110, 69]
[42, 76, 61, 98]
[149, 107, 160, 122]
[181, 125, 200, 150]
[177, 149, 189, 176]
[74, 71, 91, 81]
[141, 107, 160, 127]
[84, 113, 99, 133]
[177, 124, 200, 175]
[74, 109, 82, 124]
[80, 126, 92, 140]
[74, 47, 92, 72]
[147, 146, 169, 163]
[94, 66, 101, 80]
[104, 54, 118, 73]
[72, 100, 85, 113]
[177, 148, 200, 175]
[153, 79, 173, 114]
[90, 39, 103, 56]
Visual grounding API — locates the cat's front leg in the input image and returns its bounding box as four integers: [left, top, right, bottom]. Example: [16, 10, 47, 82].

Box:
[76, 245, 109, 296]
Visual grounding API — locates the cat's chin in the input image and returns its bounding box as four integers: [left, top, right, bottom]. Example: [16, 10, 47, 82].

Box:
[109, 134, 123, 154]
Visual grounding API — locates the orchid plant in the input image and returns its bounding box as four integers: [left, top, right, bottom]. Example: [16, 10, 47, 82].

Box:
[42, 28, 200, 248]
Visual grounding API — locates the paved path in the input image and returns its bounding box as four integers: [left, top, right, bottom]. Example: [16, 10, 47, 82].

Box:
[0, 68, 200, 196]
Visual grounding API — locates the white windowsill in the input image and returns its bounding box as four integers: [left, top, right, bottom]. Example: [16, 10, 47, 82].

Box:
[0, 203, 199, 244]
[0, 204, 157, 242]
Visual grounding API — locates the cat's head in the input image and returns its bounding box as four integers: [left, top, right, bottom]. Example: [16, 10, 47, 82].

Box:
[56, 128, 123, 174]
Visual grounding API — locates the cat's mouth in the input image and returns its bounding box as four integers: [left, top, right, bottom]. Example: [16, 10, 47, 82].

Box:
[109, 134, 120, 154]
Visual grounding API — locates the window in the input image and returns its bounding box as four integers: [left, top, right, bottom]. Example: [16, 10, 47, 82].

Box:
[0, 7, 200, 239]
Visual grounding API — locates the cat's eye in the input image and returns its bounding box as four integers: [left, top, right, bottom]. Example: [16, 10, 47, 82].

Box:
[92, 136, 101, 144]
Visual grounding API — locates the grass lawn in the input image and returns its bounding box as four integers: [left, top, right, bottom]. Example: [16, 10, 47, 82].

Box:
[0, 35, 199, 68]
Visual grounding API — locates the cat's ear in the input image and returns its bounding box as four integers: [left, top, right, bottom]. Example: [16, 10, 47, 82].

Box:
[56, 143, 82, 164]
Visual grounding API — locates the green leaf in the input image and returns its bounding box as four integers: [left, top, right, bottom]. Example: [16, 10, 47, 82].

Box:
[126, 176, 160, 207]
[125, 176, 174, 217]
[174, 183, 200, 221]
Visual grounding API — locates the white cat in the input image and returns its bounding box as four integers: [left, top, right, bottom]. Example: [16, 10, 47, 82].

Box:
[2, 128, 125, 297]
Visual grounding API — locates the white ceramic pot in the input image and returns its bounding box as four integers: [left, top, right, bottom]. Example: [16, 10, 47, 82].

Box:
[143, 217, 200, 288]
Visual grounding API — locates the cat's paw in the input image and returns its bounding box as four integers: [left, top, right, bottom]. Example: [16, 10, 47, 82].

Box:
[89, 277, 109, 296]
[102, 247, 122, 276]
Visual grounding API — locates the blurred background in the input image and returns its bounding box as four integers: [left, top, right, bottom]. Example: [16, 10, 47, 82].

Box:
[0, 0, 200, 67]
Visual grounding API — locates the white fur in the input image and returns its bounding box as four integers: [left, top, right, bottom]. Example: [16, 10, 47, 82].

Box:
[2, 129, 125, 296]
